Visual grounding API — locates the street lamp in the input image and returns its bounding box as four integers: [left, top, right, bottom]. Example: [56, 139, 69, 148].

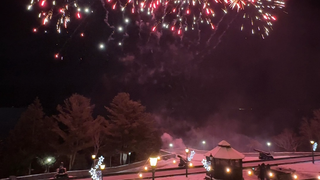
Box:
[100, 164, 105, 180]
[185, 148, 189, 177]
[209, 166, 213, 180]
[46, 158, 52, 172]
[169, 143, 173, 153]
[150, 157, 158, 180]
[128, 152, 131, 164]
[202, 141, 206, 150]
[310, 140, 315, 164]
[91, 155, 96, 168]
[267, 142, 271, 152]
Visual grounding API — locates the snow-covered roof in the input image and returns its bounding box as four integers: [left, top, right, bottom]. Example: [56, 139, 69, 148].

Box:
[204, 140, 245, 159]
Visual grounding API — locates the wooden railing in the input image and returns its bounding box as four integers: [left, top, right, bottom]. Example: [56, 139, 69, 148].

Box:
[2, 151, 318, 180]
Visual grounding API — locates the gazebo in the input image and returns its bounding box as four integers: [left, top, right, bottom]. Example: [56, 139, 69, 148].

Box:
[204, 140, 245, 180]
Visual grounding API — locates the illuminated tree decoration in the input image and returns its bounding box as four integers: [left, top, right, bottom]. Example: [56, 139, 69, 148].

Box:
[187, 150, 196, 161]
[313, 142, 318, 152]
[201, 159, 211, 171]
[89, 156, 104, 180]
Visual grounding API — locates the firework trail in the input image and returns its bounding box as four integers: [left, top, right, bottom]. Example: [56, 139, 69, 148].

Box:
[193, 13, 237, 59]
[211, 14, 237, 50]
[206, 11, 227, 46]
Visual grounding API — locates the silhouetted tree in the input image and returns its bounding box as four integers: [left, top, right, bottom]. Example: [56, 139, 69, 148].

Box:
[300, 109, 320, 143]
[51, 94, 103, 170]
[105, 93, 162, 164]
[2, 98, 54, 176]
[273, 129, 301, 152]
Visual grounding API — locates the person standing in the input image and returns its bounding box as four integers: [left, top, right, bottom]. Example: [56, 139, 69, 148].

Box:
[259, 163, 266, 180]
[265, 164, 271, 180]
[257, 164, 261, 180]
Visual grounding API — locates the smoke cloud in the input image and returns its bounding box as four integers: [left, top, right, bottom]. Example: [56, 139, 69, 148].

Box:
[161, 132, 186, 149]
[156, 113, 270, 152]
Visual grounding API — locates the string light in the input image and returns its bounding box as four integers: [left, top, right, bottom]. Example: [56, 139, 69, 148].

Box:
[202, 159, 211, 171]
[89, 156, 104, 180]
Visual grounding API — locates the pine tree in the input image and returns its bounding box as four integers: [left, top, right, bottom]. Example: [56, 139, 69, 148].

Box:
[3, 97, 51, 176]
[105, 93, 162, 163]
[51, 94, 99, 170]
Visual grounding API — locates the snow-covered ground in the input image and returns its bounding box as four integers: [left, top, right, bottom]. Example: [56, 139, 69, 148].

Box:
[138, 150, 320, 180]
[155, 151, 265, 170]
[278, 161, 320, 179]
[77, 150, 320, 180]
[152, 161, 320, 180]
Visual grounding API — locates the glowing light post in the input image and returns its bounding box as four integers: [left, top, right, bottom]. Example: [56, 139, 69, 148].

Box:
[128, 152, 131, 164]
[92, 155, 96, 168]
[267, 142, 271, 153]
[46, 158, 52, 172]
[311, 141, 315, 164]
[310, 140, 316, 164]
[202, 140, 206, 150]
[100, 164, 105, 180]
[185, 148, 189, 177]
[89, 156, 104, 180]
[169, 143, 173, 153]
[150, 157, 158, 180]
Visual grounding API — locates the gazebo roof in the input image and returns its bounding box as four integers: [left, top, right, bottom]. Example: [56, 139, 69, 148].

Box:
[205, 140, 245, 159]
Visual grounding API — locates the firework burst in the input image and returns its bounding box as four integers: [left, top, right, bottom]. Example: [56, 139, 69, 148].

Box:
[228, 0, 247, 11]
[27, 0, 285, 58]
[238, 0, 285, 39]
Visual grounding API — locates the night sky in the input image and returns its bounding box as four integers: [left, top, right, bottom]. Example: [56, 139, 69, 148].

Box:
[1, 0, 320, 141]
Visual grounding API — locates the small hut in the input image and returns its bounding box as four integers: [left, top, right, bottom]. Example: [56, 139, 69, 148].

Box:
[204, 140, 245, 180]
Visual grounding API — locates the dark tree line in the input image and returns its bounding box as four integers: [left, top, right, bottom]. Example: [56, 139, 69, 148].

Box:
[270, 109, 320, 152]
[0, 93, 162, 178]
[1, 91, 320, 178]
